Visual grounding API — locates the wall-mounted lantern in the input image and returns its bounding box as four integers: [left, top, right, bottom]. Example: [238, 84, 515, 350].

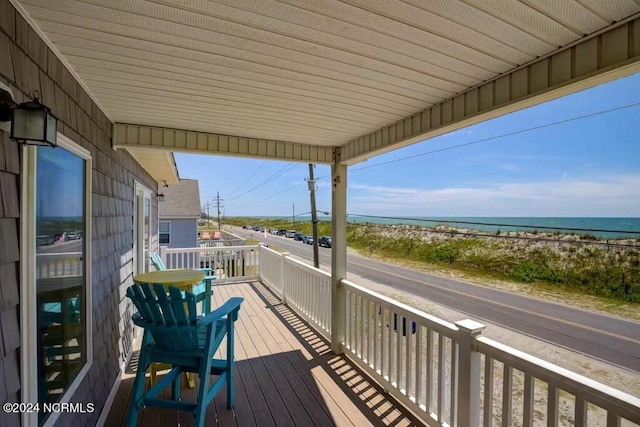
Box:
[9, 91, 57, 148]
[157, 180, 168, 202]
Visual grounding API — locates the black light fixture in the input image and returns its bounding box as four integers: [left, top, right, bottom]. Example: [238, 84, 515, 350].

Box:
[157, 180, 168, 202]
[10, 91, 57, 147]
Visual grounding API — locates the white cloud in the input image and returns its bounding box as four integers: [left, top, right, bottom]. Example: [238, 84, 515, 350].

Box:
[348, 175, 640, 216]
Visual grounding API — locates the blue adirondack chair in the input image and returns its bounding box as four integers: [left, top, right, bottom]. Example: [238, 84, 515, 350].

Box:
[126, 283, 243, 427]
[149, 252, 217, 313]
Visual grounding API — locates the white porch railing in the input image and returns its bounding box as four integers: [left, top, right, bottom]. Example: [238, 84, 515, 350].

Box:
[199, 238, 246, 248]
[36, 252, 82, 278]
[160, 245, 260, 283]
[259, 246, 332, 339]
[258, 246, 285, 297]
[256, 246, 640, 427]
[282, 256, 332, 340]
[477, 337, 640, 427]
[343, 279, 461, 426]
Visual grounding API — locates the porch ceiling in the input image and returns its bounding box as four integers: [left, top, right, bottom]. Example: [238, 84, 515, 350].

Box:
[126, 147, 180, 185]
[13, 0, 640, 164]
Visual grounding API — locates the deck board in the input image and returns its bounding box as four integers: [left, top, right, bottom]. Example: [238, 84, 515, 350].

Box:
[106, 281, 422, 426]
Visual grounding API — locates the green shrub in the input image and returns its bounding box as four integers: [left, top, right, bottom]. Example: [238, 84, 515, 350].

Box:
[511, 261, 564, 283]
[228, 218, 640, 303]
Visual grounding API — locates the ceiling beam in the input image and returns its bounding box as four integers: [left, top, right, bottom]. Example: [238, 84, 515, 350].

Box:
[113, 124, 335, 164]
[341, 16, 640, 165]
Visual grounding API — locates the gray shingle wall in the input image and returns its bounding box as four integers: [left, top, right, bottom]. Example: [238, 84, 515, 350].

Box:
[0, 1, 158, 425]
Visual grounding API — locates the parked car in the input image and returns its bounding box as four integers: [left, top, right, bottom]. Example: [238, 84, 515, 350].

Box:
[36, 235, 54, 246]
[66, 230, 82, 240]
[286, 230, 296, 238]
[293, 233, 304, 241]
[243, 224, 252, 229]
[270, 228, 279, 235]
[303, 236, 314, 245]
[318, 236, 332, 248]
[252, 226, 261, 231]
[277, 229, 287, 236]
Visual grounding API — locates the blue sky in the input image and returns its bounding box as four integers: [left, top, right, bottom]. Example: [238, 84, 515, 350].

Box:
[177, 72, 640, 217]
[37, 146, 85, 218]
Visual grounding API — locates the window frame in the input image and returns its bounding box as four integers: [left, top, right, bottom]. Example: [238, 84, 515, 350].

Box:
[133, 181, 153, 275]
[20, 133, 93, 427]
[159, 220, 171, 245]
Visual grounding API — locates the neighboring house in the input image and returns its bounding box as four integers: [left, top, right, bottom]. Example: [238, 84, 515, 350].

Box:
[159, 179, 201, 249]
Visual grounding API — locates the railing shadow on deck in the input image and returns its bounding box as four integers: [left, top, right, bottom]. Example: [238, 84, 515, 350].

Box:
[107, 349, 349, 427]
[247, 281, 424, 427]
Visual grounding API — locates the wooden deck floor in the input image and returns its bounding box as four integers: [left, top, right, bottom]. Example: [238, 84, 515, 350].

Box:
[104, 281, 422, 427]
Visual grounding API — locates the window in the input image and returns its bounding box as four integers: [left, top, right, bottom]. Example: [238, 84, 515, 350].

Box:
[159, 221, 171, 244]
[133, 182, 152, 275]
[22, 134, 92, 426]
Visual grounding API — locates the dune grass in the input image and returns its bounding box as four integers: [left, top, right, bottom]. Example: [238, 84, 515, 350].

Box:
[224, 217, 640, 303]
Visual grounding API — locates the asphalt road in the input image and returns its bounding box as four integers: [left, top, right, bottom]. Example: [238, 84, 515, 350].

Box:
[38, 239, 83, 253]
[38, 239, 82, 254]
[230, 226, 640, 373]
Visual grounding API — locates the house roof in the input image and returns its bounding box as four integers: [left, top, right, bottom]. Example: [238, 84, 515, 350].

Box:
[159, 179, 201, 218]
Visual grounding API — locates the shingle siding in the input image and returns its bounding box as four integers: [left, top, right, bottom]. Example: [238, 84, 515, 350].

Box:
[0, 1, 159, 425]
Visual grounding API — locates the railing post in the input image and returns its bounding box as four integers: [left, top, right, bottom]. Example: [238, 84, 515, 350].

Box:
[454, 319, 486, 427]
[159, 245, 168, 268]
[281, 252, 289, 305]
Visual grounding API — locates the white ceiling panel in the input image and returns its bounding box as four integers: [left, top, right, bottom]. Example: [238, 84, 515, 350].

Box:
[16, 0, 640, 148]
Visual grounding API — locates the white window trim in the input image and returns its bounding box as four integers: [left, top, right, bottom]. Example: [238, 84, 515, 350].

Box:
[159, 221, 171, 244]
[133, 180, 152, 276]
[20, 133, 93, 427]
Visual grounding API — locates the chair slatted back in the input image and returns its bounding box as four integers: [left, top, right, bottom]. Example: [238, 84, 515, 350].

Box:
[149, 252, 167, 271]
[126, 284, 201, 351]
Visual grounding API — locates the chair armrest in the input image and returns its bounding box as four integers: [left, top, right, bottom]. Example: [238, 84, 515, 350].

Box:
[197, 268, 212, 274]
[199, 297, 244, 324]
[204, 275, 217, 281]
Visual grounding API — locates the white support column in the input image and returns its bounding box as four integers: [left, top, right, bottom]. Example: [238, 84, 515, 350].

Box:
[331, 156, 347, 354]
[455, 319, 486, 427]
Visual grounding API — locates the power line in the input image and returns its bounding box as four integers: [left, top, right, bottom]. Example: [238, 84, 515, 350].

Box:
[232, 175, 328, 204]
[225, 163, 301, 201]
[347, 213, 640, 235]
[224, 160, 267, 197]
[259, 182, 305, 202]
[351, 102, 640, 172]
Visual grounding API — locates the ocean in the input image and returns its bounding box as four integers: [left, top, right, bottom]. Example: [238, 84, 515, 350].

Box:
[344, 217, 640, 239]
[254, 215, 640, 239]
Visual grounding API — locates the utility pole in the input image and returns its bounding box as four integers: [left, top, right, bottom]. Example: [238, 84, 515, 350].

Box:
[292, 203, 295, 227]
[215, 191, 224, 230]
[202, 201, 211, 226]
[307, 164, 320, 268]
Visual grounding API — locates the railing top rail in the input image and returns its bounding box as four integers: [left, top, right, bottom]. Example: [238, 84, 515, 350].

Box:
[37, 251, 83, 257]
[477, 336, 640, 423]
[165, 245, 260, 252]
[259, 245, 285, 258]
[284, 255, 332, 279]
[341, 279, 458, 335]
